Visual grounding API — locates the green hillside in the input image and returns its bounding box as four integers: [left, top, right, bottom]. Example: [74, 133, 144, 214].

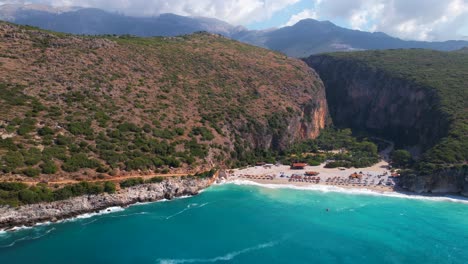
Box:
[312, 49, 467, 173]
[0, 22, 327, 181]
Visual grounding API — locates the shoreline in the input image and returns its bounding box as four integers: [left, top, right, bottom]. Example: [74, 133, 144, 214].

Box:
[3, 173, 467, 232]
[0, 177, 211, 231]
[222, 178, 468, 204]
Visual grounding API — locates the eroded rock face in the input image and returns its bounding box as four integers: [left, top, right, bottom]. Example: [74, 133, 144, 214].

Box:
[305, 55, 449, 152]
[0, 177, 211, 229]
[304, 55, 468, 196]
[400, 166, 468, 195]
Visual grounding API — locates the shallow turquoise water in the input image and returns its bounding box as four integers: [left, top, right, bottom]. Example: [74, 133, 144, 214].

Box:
[1, 183, 467, 264]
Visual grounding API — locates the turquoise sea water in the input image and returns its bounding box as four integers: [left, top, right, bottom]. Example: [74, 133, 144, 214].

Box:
[1, 183, 467, 264]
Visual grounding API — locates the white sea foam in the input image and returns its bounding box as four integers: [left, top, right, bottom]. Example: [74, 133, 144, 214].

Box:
[0, 206, 125, 233]
[73, 206, 125, 220]
[81, 211, 150, 226]
[224, 179, 468, 204]
[156, 241, 277, 263]
[0, 194, 199, 233]
[0, 227, 56, 248]
[165, 202, 210, 220]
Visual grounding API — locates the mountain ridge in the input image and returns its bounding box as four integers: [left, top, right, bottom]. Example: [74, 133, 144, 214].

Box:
[2, 4, 468, 57]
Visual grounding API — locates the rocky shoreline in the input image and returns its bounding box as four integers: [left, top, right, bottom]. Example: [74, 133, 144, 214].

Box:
[0, 177, 211, 230]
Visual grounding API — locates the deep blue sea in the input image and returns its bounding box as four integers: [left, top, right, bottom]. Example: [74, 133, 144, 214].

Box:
[1, 183, 467, 264]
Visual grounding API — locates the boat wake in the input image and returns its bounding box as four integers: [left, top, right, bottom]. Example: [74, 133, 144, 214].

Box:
[224, 179, 468, 204]
[0, 227, 55, 248]
[156, 240, 277, 263]
[165, 203, 210, 220]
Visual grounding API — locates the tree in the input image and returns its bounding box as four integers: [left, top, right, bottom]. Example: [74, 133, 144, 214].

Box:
[392, 150, 412, 167]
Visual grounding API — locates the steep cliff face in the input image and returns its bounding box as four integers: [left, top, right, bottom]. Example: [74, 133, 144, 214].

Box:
[305, 50, 468, 195]
[0, 177, 211, 229]
[400, 166, 468, 195]
[305, 55, 448, 152]
[239, 78, 328, 153]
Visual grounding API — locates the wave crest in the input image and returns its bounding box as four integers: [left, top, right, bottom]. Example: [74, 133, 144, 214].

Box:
[224, 179, 468, 204]
[156, 241, 277, 263]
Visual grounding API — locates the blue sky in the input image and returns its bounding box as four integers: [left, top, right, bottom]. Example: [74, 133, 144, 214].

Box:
[248, 0, 315, 29]
[2, 0, 468, 41]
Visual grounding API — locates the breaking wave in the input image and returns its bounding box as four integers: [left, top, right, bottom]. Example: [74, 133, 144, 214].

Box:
[223, 179, 468, 204]
[156, 241, 277, 263]
[0, 227, 55, 248]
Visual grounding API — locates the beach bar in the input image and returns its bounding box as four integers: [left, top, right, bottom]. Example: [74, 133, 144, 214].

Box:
[291, 163, 307, 170]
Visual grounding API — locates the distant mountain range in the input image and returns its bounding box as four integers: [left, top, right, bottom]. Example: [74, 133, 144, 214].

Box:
[2, 3, 468, 57]
[0, 4, 244, 37]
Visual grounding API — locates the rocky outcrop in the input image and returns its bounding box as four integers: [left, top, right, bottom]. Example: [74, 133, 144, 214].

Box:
[305, 55, 450, 153]
[0, 177, 211, 230]
[240, 83, 329, 152]
[400, 166, 468, 195]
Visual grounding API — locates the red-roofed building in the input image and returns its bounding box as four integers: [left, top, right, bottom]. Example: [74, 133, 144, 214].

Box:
[291, 163, 307, 170]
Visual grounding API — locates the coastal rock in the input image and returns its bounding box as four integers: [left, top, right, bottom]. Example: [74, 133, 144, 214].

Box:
[400, 166, 468, 196]
[0, 177, 211, 230]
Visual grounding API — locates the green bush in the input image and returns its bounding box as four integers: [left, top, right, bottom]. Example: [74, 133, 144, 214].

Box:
[38, 126, 55, 136]
[18, 189, 40, 204]
[120, 178, 144, 188]
[22, 148, 42, 166]
[2, 151, 24, 170]
[392, 150, 412, 168]
[0, 182, 28, 191]
[195, 169, 216, 178]
[325, 161, 352, 168]
[62, 153, 101, 172]
[0, 138, 18, 151]
[147, 176, 164, 183]
[41, 160, 58, 174]
[68, 121, 94, 136]
[22, 167, 40, 177]
[191, 127, 214, 141]
[104, 181, 116, 193]
[125, 157, 153, 171]
[17, 118, 36, 136]
[42, 146, 67, 160]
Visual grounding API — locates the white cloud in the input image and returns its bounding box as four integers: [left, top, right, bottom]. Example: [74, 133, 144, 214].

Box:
[17, 0, 300, 25]
[315, 0, 468, 41]
[283, 8, 317, 26]
[4, 0, 468, 41]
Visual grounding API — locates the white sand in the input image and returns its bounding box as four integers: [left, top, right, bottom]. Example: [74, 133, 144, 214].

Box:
[229, 159, 396, 191]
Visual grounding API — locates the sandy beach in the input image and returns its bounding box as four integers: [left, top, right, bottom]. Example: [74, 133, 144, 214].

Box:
[227, 160, 397, 193]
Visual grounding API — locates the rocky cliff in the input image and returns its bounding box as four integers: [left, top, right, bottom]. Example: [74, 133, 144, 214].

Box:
[305, 55, 448, 153]
[400, 166, 468, 196]
[0, 177, 211, 229]
[305, 50, 468, 196]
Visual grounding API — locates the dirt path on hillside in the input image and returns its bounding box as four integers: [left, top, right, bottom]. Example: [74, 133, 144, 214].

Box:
[1, 173, 189, 186]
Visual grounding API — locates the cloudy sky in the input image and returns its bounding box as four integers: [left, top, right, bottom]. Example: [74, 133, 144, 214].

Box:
[2, 0, 468, 41]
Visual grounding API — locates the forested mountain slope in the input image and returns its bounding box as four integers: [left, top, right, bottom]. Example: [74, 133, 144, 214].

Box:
[0, 22, 327, 181]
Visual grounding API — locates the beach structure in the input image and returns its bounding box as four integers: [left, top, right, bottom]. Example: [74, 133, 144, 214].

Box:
[349, 173, 363, 179]
[291, 163, 307, 170]
[305, 171, 320, 176]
